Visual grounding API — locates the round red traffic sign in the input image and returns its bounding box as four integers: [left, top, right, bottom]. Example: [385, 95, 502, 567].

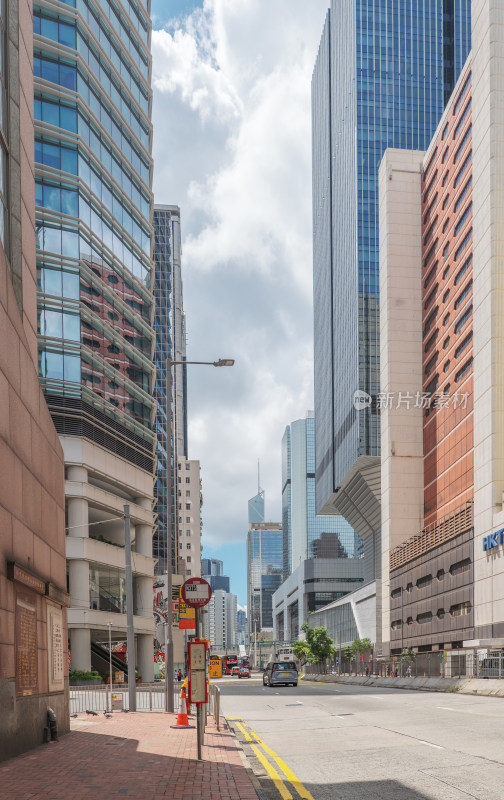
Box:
[180, 577, 212, 608]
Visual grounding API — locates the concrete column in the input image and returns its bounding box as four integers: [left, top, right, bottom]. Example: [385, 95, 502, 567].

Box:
[69, 559, 90, 609]
[67, 465, 88, 482]
[67, 497, 89, 538]
[135, 524, 152, 557]
[137, 634, 154, 683]
[70, 628, 91, 671]
[135, 576, 153, 618]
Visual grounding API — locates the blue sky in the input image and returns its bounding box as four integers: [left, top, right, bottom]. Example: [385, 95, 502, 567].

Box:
[151, 0, 202, 29]
[150, 0, 330, 610]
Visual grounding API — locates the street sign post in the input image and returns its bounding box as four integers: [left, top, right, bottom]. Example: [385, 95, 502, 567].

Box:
[181, 577, 212, 608]
[181, 578, 212, 760]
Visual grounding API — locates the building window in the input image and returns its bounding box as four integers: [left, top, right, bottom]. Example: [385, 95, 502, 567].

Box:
[185, 463, 190, 470]
[186, 543, 191, 550]
[185, 503, 190, 510]
[450, 601, 471, 617]
[186, 517, 190, 523]
[187, 556, 191, 563]
[186, 477, 190, 483]
[185, 491, 190, 497]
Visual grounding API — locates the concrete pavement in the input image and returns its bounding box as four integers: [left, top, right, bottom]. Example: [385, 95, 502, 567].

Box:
[219, 678, 504, 799]
[0, 711, 260, 800]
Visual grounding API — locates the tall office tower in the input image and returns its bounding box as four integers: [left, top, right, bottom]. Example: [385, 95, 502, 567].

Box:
[312, 2, 472, 544]
[0, 0, 69, 759]
[34, 0, 155, 679]
[153, 205, 187, 575]
[202, 558, 223, 577]
[207, 590, 238, 649]
[247, 522, 283, 640]
[202, 557, 230, 591]
[282, 412, 361, 578]
[248, 470, 265, 524]
[274, 412, 364, 640]
[177, 458, 201, 578]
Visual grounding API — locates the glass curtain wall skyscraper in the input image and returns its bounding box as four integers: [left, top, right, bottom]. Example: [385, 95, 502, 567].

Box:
[34, 0, 156, 677]
[312, 0, 471, 513]
[153, 205, 187, 575]
[247, 523, 283, 638]
[282, 413, 361, 578]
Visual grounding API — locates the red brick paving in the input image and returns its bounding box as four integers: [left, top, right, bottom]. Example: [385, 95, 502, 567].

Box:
[0, 712, 260, 799]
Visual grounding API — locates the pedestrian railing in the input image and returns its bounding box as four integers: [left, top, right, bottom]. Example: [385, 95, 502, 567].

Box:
[70, 684, 180, 714]
[304, 650, 504, 680]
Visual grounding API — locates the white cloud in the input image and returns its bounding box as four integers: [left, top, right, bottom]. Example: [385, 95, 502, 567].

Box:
[152, 0, 329, 550]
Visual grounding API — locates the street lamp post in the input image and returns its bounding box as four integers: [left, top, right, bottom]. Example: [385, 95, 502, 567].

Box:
[164, 357, 234, 712]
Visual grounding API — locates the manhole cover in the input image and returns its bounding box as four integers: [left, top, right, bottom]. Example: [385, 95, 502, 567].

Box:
[104, 738, 127, 746]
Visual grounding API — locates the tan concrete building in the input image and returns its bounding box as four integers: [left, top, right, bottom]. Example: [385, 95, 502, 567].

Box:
[0, 0, 69, 759]
[380, 0, 504, 664]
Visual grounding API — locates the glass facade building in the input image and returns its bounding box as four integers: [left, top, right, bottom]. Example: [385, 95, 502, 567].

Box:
[35, 0, 154, 467]
[34, 0, 157, 677]
[282, 413, 361, 577]
[312, 0, 472, 512]
[153, 205, 187, 575]
[247, 524, 283, 637]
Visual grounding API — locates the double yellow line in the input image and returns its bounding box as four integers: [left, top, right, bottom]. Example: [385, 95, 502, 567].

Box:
[230, 718, 315, 800]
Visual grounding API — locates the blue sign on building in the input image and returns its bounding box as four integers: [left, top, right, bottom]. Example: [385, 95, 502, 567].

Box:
[483, 529, 504, 551]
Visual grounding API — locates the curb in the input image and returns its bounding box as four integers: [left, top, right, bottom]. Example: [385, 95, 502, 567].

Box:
[224, 718, 276, 800]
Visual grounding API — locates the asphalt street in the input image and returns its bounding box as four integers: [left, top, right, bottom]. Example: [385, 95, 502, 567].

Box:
[218, 677, 504, 800]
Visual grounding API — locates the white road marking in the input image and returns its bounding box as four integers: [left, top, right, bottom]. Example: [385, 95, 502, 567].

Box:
[419, 740, 444, 749]
[436, 706, 464, 712]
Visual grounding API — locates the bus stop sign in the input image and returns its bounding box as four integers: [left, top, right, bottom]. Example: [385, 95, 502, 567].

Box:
[181, 577, 212, 608]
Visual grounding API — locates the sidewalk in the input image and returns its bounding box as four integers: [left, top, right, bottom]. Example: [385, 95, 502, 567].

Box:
[0, 711, 260, 800]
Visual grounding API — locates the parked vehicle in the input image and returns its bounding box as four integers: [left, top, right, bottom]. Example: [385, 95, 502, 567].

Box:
[238, 666, 251, 678]
[231, 665, 240, 676]
[263, 661, 298, 687]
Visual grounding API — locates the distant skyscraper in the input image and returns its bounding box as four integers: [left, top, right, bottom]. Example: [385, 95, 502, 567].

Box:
[312, 1, 472, 516]
[247, 523, 283, 638]
[153, 205, 187, 575]
[207, 590, 238, 648]
[35, 0, 156, 677]
[248, 463, 265, 524]
[282, 412, 361, 578]
[202, 558, 223, 577]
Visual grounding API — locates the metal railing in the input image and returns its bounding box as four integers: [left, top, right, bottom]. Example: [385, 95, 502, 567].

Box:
[70, 684, 180, 714]
[304, 650, 504, 680]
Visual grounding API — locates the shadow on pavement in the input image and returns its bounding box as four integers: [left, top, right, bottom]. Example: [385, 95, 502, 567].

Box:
[0, 728, 256, 800]
[303, 779, 435, 799]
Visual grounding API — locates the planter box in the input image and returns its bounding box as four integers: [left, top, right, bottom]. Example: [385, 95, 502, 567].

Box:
[69, 678, 102, 686]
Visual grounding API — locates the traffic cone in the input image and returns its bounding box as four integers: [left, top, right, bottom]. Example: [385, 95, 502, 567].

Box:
[170, 691, 195, 729]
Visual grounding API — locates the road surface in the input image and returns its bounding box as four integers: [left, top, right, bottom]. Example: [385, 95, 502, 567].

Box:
[219, 677, 504, 800]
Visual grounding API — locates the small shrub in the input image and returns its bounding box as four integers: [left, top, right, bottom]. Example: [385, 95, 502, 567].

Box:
[445, 684, 459, 693]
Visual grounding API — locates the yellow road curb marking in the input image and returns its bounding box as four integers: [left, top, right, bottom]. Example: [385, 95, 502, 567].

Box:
[235, 720, 253, 742]
[243, 722, 315, 800]
[249, 742, 293, 800]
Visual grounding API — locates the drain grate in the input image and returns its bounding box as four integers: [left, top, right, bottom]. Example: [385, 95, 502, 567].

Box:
[104, 738, 128, 746]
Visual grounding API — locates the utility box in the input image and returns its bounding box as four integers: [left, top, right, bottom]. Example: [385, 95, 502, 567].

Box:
[111, 693, 124, 711]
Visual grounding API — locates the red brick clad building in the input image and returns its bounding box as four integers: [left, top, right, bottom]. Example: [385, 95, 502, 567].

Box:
[0, 0, 68, 760]
[421, 70, 474, 527]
